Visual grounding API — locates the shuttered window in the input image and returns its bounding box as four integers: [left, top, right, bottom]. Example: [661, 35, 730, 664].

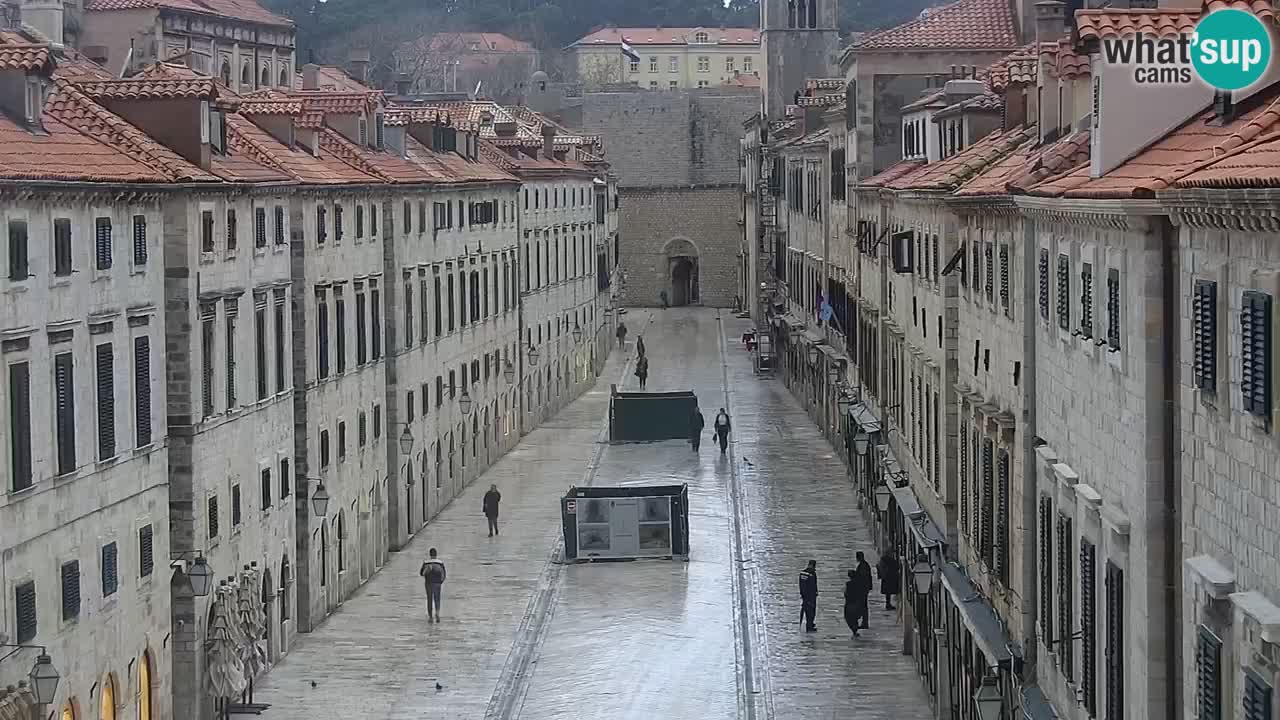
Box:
[207, 495, 219, 539]
[1244, 670, 1273, 720]
[261, 469, 271, 510]
[371, 204, 378, 236]
[960, 423, 970, 537]
[96, 343, 115, 460]
[316, 206, 327, 245]
[334, 204, 344, 242]
[404, 280, 414, 348]
[1193, 280, 1218, 393]
[971, 431, 981, 538]
[280, 458, 290, 499]
[139, 524, 154, 577]
[355, 288, 367, 365]
[1107, 268, 1122, 350]
[274, 206, 285, 246]
[231, 484, 242, 526]
[371, 286, 382, 360]
[225, 301, 237, 409]
[15, 580, 36, 643]
[1242, 290, 1272, 418]
[54, 352, 76, 475]
[1057, 513, 1074, 680]
[317, 288, 330, 379]
[102, 541, 118, 597]
[1080, 539, 1098, 717]
[201, 210, 214, 253]
[8, 219, 28, 280]
[134, 336, 151, 447]
[1038, 249, 1050, 319]
[984, 243, 994, 302]
[226, 208, 237, 252]
[1196, 626, 1222, 720]
[1080, 263, 1094, 338]
[9, 362, 32, 491]
[201, 309, 215, 417]
[1040, 495, 1054, 645]
[1105, 562, 1125, 719]
[320, 429, 330, 467]
[972, 240, 982, 289]
[356, 205, 365, 238]
[255, 303, 268, 400]
[419, 276, 430, 341]
[274, 292, 287, 393]
[95, 217, 112, 270]
[132, 215, 147, 266]
[999, 243, 1010, 311]
[995, 449, 1010, 585]
[61, 560, 80, 620]
[53, 218, 72, 276]
[932, 235, 940, 283]
[255, 207, 267, 248]
[981, 438, 994, 566]
[1057, 253, 1071, 330]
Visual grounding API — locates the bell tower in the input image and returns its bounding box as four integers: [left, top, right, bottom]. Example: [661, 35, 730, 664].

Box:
[761, 0, 841, 120]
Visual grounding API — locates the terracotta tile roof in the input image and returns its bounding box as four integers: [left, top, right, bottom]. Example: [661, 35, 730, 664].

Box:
[1047, 39, 1090, 79]
[320, 128, 432, 184]
[383, 106, 444, 127]
[854, 0, 1020, 51]
[903, 89, 949, 112]
[0, 31, 51, 71]
[423, 32, 536, 54]
[84, 0, 292, 27]
[1173, 131, 1280, 187]
[934, 92, 1003, 119]
[0, 104, 170, 183]
[572, 27, 760, 47]
[1007, 129, 1091, 192]
[239, 98, 303, 115]
[955, 130, 1092, 196]
[45, 79, 216, 181]
[1074, 9, 1198, 41]
[1030, 93, 1280, 198]
[725, 73, 762, 88]
[226, 113, 378, 185]
[291, 66, 372, 93]
[858, 160, 927, 189]
[50, 49, 116, 80]
[413, 137, 518, 183]
[899, 125, 1034, 190]
[1205, 0, 1275, 21]
[296, 111, 324, 128]
[984, 42, 1052, 92]
[297, 91, 377, 116]
[76, 77, 218, 100]
[211, 149, 291, 182]
[954, 138, 1040, 196]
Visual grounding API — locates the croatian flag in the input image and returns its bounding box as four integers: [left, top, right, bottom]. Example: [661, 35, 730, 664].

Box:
[620, 38, 640, 63]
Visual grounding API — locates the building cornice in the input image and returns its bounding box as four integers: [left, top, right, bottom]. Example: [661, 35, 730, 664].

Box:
[1158, 188, 1280, 232]
[1013, 195, 1165, 230]
[947, 195, 1019, 215]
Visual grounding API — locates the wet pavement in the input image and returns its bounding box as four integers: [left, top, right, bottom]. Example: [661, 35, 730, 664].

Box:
[253, 308, 933, 720]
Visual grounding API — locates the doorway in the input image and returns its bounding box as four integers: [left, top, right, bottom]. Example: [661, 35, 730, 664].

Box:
[670, 257, 699, 306]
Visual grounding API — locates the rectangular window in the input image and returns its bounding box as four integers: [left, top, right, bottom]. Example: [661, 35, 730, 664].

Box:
[7, 220, 28, 281]
[224, 302, 237, 409]
[201, 309, 215, 417]
[94, 343, 116, 461]
[995, 448, 1009, 584]
[255, 302, 268, 401]
[320, 429, 330, 467]
[139, 524, 154, 577]
[420, 276, 430, 341]
[254, 207, 267, 248]
[403, 201, 411, 235]
[373, 404, 381, 438]
[8, 361, 32, 491]
[207, 495, 219, 538]
[984, 243, 994, 302]
[649, 56, 658, 72]
[419, 201, 427, 232]
[1242, 290, 1272, 417]
[1244, 670, 1272, 720]
[1196, 626, 1221, 720]
[404, 280, 414, 347]
[959, 422, 969, 537]
[338, 421, 346, 458]
[54, 351, 76, 475]
[356, 205, 365, 239]
[61, 560, 80, 620]
[1107, 268, 1122, 350]
[15, 581, 36, 643]
[274, 206, 286, 246]
[202, 210, 214, 254]
[226, 208, 237, 252]
[1057, 512, 1074, 681]
[1038, 249, 1050, 320]
[697, 56, 709, 72]
[1040, 494, 1054, 647]
[132, 214, 148, 266]
[433, 271, 443, 337]
[1080, 262, 1094, 338]
[1080, 538, 1098, 717]
[371, 204, 378, 236]
[371, 286, 382, 360]
[358, 412, 367, 446]
[274, 292, 287, 393]
[53, 218, 72, 276]
[317, 288, 330, 379]
[95, 217, 113, 270]
[334, 204, 344, 242]
[231, 483, 242, 526]
[447, 272, 456, 332]
[335, 288, 347, 374]
[980, 438, 994, 566]
[134, 337, 151, 447]
[1193, 280, 1218, 393]
[356, 286, 367, 365]
[1056, 253, 1071, 330]
[316, 206, 327, 246]
[102, 542, 118, 596]
[998, 243, 1009, 310]
[280, 459, 290, 498]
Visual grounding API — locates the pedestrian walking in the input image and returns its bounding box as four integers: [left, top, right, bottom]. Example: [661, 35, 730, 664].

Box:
[659, 289, 669, 309]
[843, 570, 861, 637]
[798, 559, 818, 632]
[636, 335, 646, 359]
[483, 484, 501, 537]
[615, 320, 628, 349]
[635, 355, 649, 389]
[851, 551, 874, 631]
[418, 548, 447, 622]
[689, 405, 705, 451]
[876, 551, 901, 611]
[713, 408, 731, 454]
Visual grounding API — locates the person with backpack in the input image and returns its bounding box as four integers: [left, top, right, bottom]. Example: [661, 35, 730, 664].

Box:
[713, 408, 731, 455]
[419, 548, 446, 622]
[483, 484, 501, 537]
[635, 355, 649, 389]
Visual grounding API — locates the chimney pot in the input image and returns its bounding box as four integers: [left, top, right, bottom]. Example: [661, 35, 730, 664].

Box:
[20, 0, 63, 45]
[1035, 0, 1067, 45]
[541, 123, 556, 160]
[302, 63, 320, 90]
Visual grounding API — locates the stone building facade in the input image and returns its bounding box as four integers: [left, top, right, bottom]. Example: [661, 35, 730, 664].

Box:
[760, 0, 840, 121]
[567, 27, 761, 91]
[580, 86, 757, 308]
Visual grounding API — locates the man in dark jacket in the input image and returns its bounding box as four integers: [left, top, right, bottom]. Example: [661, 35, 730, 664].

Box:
[635, 355, 649, 389]
[798, 560, 818, 632]
[851, 552, 874, 630]
[483, 484, 501, 537]
[713, 408, 731, 454]
[615, 321, 628, 349]
[876, 551, 902, 610]
[690, 406, 705, 451]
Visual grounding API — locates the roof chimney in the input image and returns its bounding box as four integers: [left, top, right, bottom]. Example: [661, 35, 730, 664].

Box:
[395, 72, 411, 96]
[20, 0, 63, 45]
[541, 123, 556, 160]
[301, 63, 320, 91]
[1035, 1, 1067, 45]
[348, 48, 370, 85]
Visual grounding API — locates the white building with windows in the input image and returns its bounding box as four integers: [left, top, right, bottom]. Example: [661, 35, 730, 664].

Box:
[566, 26, 761, 90]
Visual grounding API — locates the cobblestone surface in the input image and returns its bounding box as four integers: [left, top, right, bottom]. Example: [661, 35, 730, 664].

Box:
[252, 308, 933, 720]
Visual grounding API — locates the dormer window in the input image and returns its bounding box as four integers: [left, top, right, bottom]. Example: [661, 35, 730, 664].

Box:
[693, 31, 709, 43]
[24, 77, 42, 127]
[203, 103, 227, 155]
[359, 116, 368, 146]
[374, 113, 385, 149]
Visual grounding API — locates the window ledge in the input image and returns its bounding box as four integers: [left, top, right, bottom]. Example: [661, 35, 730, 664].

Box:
[95, 454, 125, 471]
[200, 252, 215, 265]
[49, 276, 73, 288]
[254, 247, 267, 258]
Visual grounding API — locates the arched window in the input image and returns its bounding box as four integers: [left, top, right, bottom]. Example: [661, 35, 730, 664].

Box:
[797, 0, 807, 28]
[788, 0, 796, 27]
[808, 0, 818, 28]
[279, 67, 290, 88]
[138, 653, 152, 720]
[100, 675, 117, 720]
[241, 62, 252, 88]
[260, 66, 270, 87]
[693, 31, 709, 43]
[220, 61, 231, 85]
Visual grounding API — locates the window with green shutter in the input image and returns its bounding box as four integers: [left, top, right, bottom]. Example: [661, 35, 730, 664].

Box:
[959, 423, 969, 538]
[1080, 539, 1097, 717]
[995, 449, 1010, 585]
[1107, 268, 1122, 351]
[1196, 626, 1222, 720]
[8, 219, 29, 281]
[8, 361, 32, 491]
[134, 336, 151, 447]
[1105, 561, 1125, 719]
[1193, 280, 1218, 393]
[1040, 495, 1054, 646]
[208, 495, 220, 539]
[1038, 249, 1050, 320]
[95, 217, 112, 270]
[1057, 253, 1071, 331]
[1242, 290, 1272, 418]
[96, 342, 115, 460]
[1057, 513, 1074, 680]
[54, 352, 76, 475]
[999, 243, 1010, 311]
[61, 560, 80, 621]
[132, 214, 147, 266]
[1080, 263, 1094, 338]
[981, 438, 994, 567]
[1244, 669, 1273, 720]
[102, 541, 118, 597]
[984, 243, 994, 302]
[15, 580, 36, 643]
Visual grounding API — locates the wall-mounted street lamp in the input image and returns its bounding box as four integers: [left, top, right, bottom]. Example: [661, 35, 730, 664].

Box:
[169, 552, 214, 597]
[311, 483, 330, 518]
[572, 322, 584, 344]
[837, 391, 854, 416]
[808, 344, 821, 365]
[0, 646, 60, 705]
[874, 483, 892, 513]
[528, 343, 540, 366]
[504, 360, 516, 385]
[398, 425, 414, 455]
[459, 389, 474, 415]
[974, 675, 1003, 720]
[911, 553, 934, 595]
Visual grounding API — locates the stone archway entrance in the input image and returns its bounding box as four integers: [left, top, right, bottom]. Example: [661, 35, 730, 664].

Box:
[663, 238, 700, 306]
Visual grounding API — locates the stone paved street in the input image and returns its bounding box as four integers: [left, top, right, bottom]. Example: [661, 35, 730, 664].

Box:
[252, 308, 932, 720]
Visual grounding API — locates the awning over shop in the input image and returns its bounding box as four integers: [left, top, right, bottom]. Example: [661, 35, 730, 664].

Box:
[1020, 686, 1058, 720]
[889, 481, 920, 515]
[908, 509, 947, 549]
[941, 563, 1017, 666]
[848, 403, 881, 434]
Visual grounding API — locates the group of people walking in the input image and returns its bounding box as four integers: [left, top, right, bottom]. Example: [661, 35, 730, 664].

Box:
[689, 405, 732, 454]
[798, 552, 901, 638]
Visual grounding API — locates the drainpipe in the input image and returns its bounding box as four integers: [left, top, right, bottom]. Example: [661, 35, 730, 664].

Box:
[1159, 215, 1183, 720]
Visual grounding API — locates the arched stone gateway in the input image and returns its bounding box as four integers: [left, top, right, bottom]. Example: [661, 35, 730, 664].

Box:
[663, 238, 700, 307]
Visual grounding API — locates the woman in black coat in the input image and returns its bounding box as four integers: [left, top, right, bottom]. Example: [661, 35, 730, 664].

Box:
[843, 571, 862, 637]
[876, 552, 902, 611]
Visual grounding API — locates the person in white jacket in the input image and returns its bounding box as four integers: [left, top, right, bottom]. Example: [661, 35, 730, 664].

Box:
[419, 547, 446, 622]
